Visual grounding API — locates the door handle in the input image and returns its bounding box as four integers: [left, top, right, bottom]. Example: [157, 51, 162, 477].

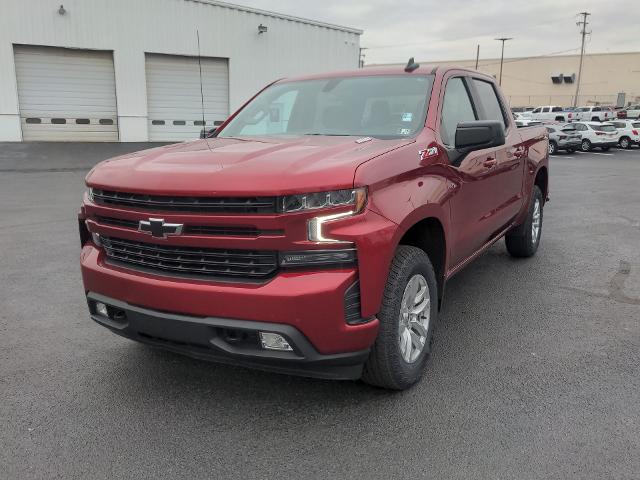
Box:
[483, 157, 497, 169]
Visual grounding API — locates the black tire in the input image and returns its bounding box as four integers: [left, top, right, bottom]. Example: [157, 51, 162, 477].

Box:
[591, 117, 599, 122]
[362, 245, 437, 390]
[548, 141, 558, 155]
[581, 139, 592, 152]
[601, 146, 610, 151]
[619, 137, 631, 149]
[505, 186, 543, 258]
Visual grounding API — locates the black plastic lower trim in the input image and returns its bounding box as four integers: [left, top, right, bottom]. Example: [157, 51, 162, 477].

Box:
[86, 292, 369, 380]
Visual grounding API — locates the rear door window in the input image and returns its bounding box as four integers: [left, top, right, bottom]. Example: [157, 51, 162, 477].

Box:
[472, 79, 507, 130]
[552, 107, 563, 112]
[542, 107, 550, 113]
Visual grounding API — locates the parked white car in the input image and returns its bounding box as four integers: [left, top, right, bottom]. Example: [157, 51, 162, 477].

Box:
[524, 106, 574, 122]
[571, 122, 619, 151]
[574, 106, 615, 122]
[610, 120, 640, 149]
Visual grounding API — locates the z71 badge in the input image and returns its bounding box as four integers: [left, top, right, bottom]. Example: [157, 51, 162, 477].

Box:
[419, 146, 439, 161]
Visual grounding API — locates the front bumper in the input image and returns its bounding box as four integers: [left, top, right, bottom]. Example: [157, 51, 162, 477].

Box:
[87, 292, 369, 380]
[81, 244, 379, 356]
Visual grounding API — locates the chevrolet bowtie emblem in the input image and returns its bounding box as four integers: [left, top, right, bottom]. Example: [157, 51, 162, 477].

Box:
[138, 218, 184, 238]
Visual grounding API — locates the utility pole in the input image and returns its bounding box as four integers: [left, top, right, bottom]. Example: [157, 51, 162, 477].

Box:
[475, 44, 480, 70]
[573, 12, 591, 107]
[358, 47, 368, 68]
[495, 38, 513, 86]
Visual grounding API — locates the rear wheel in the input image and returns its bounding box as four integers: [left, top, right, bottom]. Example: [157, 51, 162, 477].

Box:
[619, 137, 631, 149]
[581, 139, 592, 152]
[548, 141, 558, 155]
[362, 246, 437, 390]
[505, 186, 543, 258]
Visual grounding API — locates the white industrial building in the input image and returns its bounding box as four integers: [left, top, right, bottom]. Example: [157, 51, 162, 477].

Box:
[0, 0, 361, 142]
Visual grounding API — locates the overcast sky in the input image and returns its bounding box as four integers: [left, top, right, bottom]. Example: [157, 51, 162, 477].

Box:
[234, 0, 638, 64]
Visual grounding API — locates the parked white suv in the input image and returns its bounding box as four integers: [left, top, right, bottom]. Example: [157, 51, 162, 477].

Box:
[610, 120, 640, 149]
[572, 122, 619, 151]
[574, 106, 614, 122]
[525, 106, 573, 122]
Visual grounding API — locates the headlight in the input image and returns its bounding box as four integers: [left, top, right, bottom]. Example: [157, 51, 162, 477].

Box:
[281, 188, 367, 213]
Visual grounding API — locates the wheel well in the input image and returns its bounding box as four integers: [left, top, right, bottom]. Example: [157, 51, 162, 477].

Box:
[399, 218, 446, 306]
[535, 167, 548, 200]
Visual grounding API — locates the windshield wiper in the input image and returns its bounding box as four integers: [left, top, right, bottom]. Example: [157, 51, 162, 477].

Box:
[303, 133, 352, 137]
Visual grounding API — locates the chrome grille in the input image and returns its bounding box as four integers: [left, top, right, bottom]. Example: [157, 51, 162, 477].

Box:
[101, 236, 278, 280]
[95, 216, 283, 237]
[91, 189, 277, 214]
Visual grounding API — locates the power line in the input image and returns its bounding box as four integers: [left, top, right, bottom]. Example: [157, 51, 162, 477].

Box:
[573, 12, 591, 107]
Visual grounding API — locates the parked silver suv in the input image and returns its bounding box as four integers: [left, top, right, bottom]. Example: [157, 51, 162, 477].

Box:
[545, 124, 582, 155]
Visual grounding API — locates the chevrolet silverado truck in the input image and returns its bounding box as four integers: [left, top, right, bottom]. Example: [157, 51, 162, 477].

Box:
[79, 62, 549, 390]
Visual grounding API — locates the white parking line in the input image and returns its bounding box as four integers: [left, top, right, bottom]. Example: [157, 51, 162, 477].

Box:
[589, 152, 614, 156]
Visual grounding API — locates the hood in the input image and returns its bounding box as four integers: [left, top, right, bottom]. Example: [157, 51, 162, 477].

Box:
[86, 136, 413, 196]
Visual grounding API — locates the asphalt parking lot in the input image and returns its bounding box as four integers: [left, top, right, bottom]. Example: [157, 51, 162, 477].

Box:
[1, 142, 639, 479]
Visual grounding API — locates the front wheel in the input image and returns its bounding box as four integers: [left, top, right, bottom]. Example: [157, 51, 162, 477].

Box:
[619, 137, 631, 149]
[362, 246, 437, 390]
[548, 141, 558, 155]
[581, 139, 592, 152]
[505, 186, 543, 258]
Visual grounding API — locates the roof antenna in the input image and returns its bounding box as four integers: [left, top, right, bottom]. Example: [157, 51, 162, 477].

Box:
[405, 57, 420, 72]
[196, 29, 207, 138]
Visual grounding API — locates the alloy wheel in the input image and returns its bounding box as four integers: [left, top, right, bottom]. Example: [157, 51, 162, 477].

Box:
[398, 274, 430, 364]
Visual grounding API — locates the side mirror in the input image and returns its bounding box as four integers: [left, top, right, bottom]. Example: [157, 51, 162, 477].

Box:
[449, 121, 505, 166]
[455, 120, 505, 150]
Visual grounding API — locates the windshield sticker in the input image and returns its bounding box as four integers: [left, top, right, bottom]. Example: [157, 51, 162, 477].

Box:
[401, 112, 413, 122]
[399, 128, 411, 135]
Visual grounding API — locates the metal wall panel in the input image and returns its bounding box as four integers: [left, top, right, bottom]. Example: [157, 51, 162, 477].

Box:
[145, 53, 229, 141]
[14, 45, 118, 141]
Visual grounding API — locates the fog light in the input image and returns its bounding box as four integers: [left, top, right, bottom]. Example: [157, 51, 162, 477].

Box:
[95, 302, 108, 317]
[259, 332, 293, 351]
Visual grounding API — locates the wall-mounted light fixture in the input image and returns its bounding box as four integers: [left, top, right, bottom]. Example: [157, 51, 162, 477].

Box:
[58, 4, 66, 15]
[258, 24, 268, 34]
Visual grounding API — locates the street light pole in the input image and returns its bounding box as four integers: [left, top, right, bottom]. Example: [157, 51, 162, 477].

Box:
[495, 37, 513, 86]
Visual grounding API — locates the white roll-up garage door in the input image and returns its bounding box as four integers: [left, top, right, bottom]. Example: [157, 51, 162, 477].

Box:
[145, 54, 229, 142]
[14, 45, 118, 141]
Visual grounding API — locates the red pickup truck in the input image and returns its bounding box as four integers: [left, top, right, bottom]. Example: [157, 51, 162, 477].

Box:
[79, 63, 548, 390]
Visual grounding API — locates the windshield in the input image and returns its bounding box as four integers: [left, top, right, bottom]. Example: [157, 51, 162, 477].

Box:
[218, 75, 435, 139]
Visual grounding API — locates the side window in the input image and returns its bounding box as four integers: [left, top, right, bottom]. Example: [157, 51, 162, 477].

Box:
[440, 77, 477, 146]
[472, 79, 507, 130]
[542, 107, 550, 113]
[552, 107, 562, 112]
[593, 107, 601, 112]
[533, 108, 541, 113]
